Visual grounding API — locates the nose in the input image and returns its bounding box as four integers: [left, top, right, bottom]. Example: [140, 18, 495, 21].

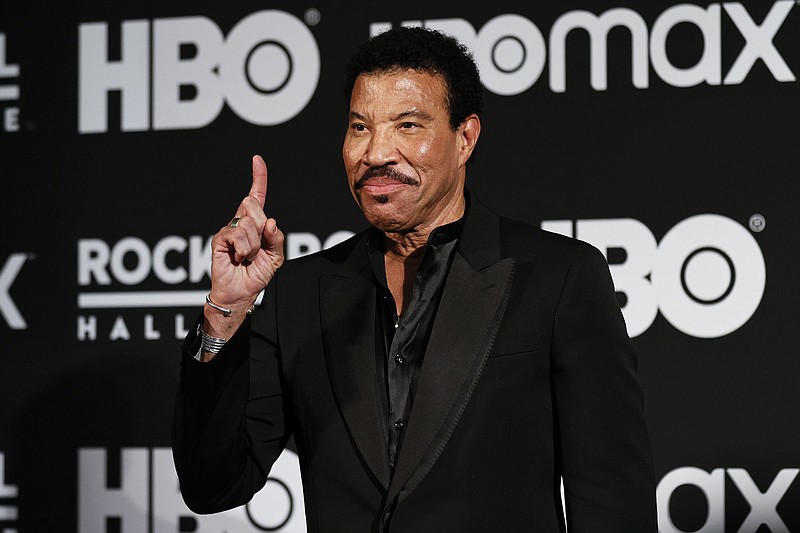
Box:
[363, 128, 399, 168]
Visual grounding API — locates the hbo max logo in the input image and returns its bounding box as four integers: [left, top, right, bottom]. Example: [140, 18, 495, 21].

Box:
[542, 215, 766, 338]
[78, 10, 320, 133]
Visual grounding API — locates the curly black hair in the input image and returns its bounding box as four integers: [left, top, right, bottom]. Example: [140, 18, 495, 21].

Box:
[344, 26, 484, 131]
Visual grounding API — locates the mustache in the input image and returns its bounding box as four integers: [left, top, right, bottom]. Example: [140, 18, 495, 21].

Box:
[354, 165, 419, 189]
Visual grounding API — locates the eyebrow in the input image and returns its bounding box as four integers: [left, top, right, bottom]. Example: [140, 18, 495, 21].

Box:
[348, 110, 435, 122]
[394, 110, 434, 122]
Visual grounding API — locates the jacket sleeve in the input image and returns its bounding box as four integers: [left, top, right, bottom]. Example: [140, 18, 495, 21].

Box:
[171, 281, 290, 514]
[551, 241, 657, 532]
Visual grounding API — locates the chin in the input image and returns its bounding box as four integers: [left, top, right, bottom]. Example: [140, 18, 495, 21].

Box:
[358, 191, 396, 211]
[361, 205, 404, 232]
[358, 191, 417, 229]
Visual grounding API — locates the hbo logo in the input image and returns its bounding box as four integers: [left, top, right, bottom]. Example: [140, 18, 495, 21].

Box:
[79, 10, 320, 132]
[542, 215, 766, 338]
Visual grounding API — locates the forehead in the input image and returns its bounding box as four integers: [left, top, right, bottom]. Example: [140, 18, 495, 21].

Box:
[350, 69, 449, 112]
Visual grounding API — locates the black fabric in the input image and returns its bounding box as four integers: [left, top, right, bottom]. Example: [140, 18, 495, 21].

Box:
[367, 217, 463, 467]
[172, 192, 657, 532]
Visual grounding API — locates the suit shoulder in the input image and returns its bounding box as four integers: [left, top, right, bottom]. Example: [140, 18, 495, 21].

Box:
[498, 216, 603, 263]
[277, 228, 369, 279]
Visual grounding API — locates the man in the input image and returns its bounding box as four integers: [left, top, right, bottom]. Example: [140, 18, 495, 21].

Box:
[173, 27, 657, 532]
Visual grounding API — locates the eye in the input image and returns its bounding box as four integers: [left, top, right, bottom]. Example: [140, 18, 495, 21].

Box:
[400, 122, 418, 130]
[352, 123, 367, 132]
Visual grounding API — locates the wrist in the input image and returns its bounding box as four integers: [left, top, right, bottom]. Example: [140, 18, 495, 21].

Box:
[201, 298, 250, 345]
[205, 293, 255, 318]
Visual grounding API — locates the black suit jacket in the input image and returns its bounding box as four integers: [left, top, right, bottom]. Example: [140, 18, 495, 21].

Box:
[173, 193, 657, 532]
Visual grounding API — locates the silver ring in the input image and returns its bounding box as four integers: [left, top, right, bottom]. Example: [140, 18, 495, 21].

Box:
[229, 217, 241, 229]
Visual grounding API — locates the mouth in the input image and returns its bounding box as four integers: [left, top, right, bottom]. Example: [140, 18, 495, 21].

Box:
[359, 178, 411, 197]
[354, 166, 419, 195]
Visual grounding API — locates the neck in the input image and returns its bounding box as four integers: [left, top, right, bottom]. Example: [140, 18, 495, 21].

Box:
[382, 193, 465, 259]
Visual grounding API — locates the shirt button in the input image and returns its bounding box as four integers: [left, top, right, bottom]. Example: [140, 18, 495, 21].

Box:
[393, 419, 404, 431]
[394, 353, 405, 365]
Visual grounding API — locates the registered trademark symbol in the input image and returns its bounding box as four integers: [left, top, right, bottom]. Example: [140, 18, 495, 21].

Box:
[305, 8, 321, 26]
[749, 214, 766, 232]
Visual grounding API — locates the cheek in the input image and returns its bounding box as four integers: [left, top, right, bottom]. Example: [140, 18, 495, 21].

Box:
[342, 141, 361, 170]
[342, 137, 353, 160]
[342, 148, 359, 189]
[413, 139, 432, 159]
[407, 137, 455, 176]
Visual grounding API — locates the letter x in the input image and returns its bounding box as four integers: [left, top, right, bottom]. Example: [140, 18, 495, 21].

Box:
[723, 1, 796, 84]
[727, 468, 798, 533]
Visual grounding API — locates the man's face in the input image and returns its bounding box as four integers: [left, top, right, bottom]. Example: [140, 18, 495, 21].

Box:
[343, 69, 479, 235]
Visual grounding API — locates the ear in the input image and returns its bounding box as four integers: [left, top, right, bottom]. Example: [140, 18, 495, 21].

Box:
[457, 114, 481, 167]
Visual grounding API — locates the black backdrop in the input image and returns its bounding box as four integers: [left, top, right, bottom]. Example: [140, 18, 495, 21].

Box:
[2, 1, 799, 531]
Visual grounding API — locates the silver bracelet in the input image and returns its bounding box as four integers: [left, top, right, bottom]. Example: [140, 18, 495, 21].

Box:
[197, 323, 227, 354]
[205, 294, 232, 317]
[205, 293, 256, 316]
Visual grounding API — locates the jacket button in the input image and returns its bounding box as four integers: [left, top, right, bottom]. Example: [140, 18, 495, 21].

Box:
[394, 353, 405, 365]
[393, 419, 404, 430]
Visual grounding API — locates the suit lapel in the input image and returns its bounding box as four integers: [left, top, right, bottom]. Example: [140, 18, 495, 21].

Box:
[386, 251, 515, 503]
[321, 247, 392, 489]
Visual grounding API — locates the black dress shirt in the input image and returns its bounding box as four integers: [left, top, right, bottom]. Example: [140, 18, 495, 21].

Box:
[366, 216, 465, 468]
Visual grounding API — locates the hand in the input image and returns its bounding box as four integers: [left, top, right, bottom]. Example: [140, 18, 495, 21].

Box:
[208, 155, 285, 321]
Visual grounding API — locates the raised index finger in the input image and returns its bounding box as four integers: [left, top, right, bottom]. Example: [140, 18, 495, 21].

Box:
[249, 154, 268, 208]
